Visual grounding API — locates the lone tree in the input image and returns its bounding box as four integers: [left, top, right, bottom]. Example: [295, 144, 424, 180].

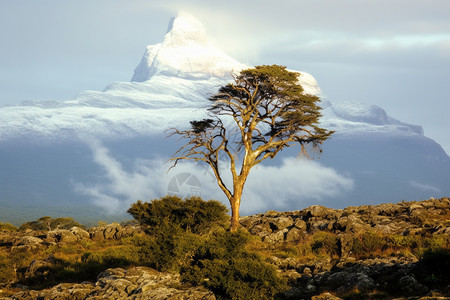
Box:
[169, 65, 333, 232]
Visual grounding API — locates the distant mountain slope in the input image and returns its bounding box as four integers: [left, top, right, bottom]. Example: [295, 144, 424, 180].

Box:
[0, 12, 448, 225]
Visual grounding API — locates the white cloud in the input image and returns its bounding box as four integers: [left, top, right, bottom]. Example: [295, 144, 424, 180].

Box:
[74, 138, 354, 215]
[409, 180, 441, 194]
[241, 157, 354, 214]
[73, 137, 167, 214]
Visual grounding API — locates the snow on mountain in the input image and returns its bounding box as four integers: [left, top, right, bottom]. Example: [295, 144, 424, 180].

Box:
[0, 11, 448, 225]
[131, 11, 246, 81]
[321, 101, 424, 136]
[0, 12, 323, 142]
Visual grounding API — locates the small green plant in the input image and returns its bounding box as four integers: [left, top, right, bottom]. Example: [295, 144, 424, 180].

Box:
[352, 232, 387, 258]
[311, 231, 340, 256]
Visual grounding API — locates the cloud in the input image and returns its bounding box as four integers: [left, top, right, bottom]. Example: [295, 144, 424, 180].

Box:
[409, 180, 441, 194]
[241, 158, 354, 214]
[74, 138, 353, 215]
[73, 137, 167, 214]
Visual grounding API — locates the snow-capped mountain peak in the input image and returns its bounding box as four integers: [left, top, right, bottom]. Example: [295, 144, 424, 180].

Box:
[164, 11, 209, 47]
[131, 11, 246, 81]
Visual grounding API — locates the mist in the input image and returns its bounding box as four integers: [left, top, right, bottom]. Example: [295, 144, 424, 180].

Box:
[75, 138, 354, 215]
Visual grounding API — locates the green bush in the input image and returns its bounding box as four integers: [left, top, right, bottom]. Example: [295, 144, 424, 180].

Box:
[311, 231, 339, 256]
[352, 232, 386, 258]
[139, 223, 204, 272]
[181, 230, 288, 300]
[0, 251, 15, 283]
[129, 197, 287, 299]
[128, 196, 229, 234]
[0, 222, 17, 231]
[19, 216, 85, 231]
[415, 248, 450, 289]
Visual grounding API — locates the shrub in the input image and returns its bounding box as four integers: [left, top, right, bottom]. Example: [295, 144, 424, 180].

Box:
[181, 230, 288, 300]
[311, 231, 339, 256]
[0, 222, 17, 231]
[139, 223, 204, 272]
[129, 197, 287, 299]
[128, 196, 229, 234]
[415, 248, 450, 289]
[352, 232, 386, 258]
[19, 216, 85, 231]
[0, 251, 15, 283]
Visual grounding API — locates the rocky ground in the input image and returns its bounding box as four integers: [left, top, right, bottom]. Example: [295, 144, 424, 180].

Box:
[5, 267, 214, 300]
[0, 197, 449, 299]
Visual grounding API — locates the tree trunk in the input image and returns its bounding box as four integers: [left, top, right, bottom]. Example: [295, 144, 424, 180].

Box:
[229, 169, 249, 232]
[230, 198, 240, 232]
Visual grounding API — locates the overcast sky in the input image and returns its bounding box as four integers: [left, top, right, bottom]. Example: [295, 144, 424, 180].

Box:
[1, 0, 449, 153]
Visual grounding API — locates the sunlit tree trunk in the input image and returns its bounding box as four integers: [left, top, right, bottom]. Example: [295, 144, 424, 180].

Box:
[230, 196, 241, 232]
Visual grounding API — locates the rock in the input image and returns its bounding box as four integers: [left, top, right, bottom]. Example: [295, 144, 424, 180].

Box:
[283, 287, 304, 299]
[312, 292, 343, 300]
[24, 260, 51, 279]
[12, 236, 43, 247]
[264, 210, 279, 217]
[263, 228, 287, 243]
[338, 214, 368, 234]
[306, 205, 334, 218]
[239, 216, 259, 229]
[46, 229, 77, 243]
[88, 223, 140, 240]
[294, 218, 307, 230]
[374, 203, 403, 216]
[399, 275, 429, 296]
[97, 267, 127, 281]
[311, 219, 333, 231]
[5, 290, 40, 299]
[285, 227, 304, 242]
[249, 221, 272, 237]
[103, 223, 122, 239]
[70, 226, 90, 240]
[408, 203, 424, 213]
[9, 267, 215, 300]
[303, 267, 312, 275]
[271, 216, 294, 230]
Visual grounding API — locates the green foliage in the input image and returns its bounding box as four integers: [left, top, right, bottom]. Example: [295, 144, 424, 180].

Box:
[15, 239, 151, 288]
[0, 251, 15, 283]
[210, 65, 333, 145]
[128, 196, 287, 299]
[181, 230, 288, 300]
[128, 196, 230, 272]
[139, 224, 204, 272]
[415, 248, 450, 289]
[0, 222, 17, 231]
[352, 232, 386, 258]
[18, 216, 85, 231]
[311, 231, 340, 256]
[128, 196, 229, 234]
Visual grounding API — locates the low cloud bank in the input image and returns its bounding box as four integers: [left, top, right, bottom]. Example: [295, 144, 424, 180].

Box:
[75, 138, 354, 215]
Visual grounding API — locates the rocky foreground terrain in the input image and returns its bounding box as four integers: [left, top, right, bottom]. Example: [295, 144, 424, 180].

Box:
[241, 197, 450, 299]
[0, 197, 449, 299]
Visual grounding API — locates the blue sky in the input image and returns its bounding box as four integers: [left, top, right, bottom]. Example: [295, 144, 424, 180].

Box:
[0, 0, 449, 153]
